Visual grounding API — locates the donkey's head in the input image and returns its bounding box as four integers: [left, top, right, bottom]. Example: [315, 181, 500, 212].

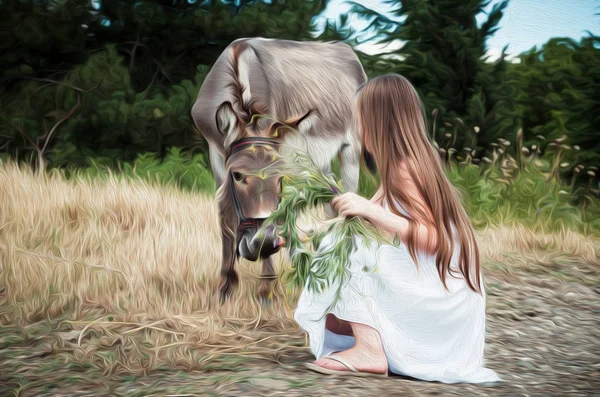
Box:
[215, 101, 315, 261]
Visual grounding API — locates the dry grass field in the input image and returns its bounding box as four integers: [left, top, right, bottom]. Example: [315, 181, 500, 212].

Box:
[1, 162, 599, 396]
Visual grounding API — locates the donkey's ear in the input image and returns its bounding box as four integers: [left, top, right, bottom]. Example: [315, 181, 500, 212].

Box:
[216, 101, 243, 147]
[272, 109, 318, 138]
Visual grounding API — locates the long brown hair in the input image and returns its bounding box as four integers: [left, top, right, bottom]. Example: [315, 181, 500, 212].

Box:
[356, 74, 482, 293]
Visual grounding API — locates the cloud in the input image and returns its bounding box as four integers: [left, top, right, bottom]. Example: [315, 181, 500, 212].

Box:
[485, 47, 504, 62]
[354, 39, 404, 56]
[483, 47, 521, 63]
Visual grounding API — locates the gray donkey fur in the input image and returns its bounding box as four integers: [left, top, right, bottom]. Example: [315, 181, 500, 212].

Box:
[191, 37, 368, 301]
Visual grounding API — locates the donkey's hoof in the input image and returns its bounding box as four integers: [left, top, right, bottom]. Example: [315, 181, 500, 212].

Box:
[219, 286, 235, 303]
[219, 274, 239, 303]
[219, 292, 230, 304]
[259, 295, 273, 307]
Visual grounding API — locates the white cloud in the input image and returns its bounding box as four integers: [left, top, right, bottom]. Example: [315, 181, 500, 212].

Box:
[354, 39, 404, 56]
[484, 47, 503, 62]
[483, 47, 521, 63]
[313, 0, 403, 39]
[315, 0, 523, 65]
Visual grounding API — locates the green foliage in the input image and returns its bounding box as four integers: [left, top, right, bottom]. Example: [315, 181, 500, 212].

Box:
[0, 0, 326, 168]
[1, 46, 211, 170]
[446, 163, 503, 228]
[505, 37, 600, 172]
[261, 150, 395, 304]
[69, 147, 215, 195]
[448, 159, 600, 235]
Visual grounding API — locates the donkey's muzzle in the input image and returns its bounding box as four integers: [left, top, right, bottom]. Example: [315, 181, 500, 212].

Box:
[238, 223, 284, 261]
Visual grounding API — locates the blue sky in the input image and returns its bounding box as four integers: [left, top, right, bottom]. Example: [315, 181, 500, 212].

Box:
[314, 0, 600, 60]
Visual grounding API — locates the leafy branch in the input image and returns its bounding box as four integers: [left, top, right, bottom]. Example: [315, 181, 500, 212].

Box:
[260, 149, 397, 308]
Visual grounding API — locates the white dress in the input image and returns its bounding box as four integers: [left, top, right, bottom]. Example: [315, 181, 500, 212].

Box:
[294, 201, 501, 384]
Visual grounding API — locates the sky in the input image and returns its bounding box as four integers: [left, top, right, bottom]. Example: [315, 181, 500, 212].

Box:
[314, 0, 600, 61]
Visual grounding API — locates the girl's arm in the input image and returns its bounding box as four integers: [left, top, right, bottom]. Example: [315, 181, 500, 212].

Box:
[369, 185, 384, 204]
[332, 168, 438, 255]
[364, 205, 438, 256]
[372, 161, 438, 255]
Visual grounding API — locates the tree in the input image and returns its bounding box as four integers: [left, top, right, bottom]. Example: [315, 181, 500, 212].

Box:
[0, 70, 109, 172]
[0, 0, 328, 168]
[506, 36, 600, 185]
[0, 0, 92, 84]
[343, 0, 509, 151]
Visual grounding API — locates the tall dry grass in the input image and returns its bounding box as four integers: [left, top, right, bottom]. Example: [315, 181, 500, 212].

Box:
[0, 161, 304, 376]
[0, 161, 598, 376]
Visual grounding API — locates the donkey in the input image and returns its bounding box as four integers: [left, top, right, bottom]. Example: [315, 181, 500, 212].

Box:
[191, 37, 371, 302]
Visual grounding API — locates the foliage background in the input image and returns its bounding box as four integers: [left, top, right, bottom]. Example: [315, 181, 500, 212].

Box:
[1, 0, 598, 234]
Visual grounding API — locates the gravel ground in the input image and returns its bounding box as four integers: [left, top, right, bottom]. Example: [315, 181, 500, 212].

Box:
[1, 260, 599, 397]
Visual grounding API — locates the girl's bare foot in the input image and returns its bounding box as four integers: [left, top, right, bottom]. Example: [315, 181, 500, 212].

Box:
[313, 345, 388, 374]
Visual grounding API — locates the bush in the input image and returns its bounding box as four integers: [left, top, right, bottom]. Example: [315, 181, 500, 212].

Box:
[448, 161, 600, 235]
[61, 147, 600, 237]
[70, 147, 216, 195]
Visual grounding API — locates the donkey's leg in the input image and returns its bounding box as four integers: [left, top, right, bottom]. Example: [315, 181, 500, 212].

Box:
[338, 135, 361, 194]
[259, 257, 276, 306]
[216, 183, 239, 302]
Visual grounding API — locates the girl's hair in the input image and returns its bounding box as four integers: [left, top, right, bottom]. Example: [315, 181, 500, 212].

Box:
[356, 74, 481, 293]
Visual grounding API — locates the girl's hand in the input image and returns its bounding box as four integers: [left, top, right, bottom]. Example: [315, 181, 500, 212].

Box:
[331, 192, 379, 219]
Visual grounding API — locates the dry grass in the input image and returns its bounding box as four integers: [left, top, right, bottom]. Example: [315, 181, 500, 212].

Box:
[0, 162, 305, 378]
[478, 225, 600, 267]
[0, 161, 599, 379]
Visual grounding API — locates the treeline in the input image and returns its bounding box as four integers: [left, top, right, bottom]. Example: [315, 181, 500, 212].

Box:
[0, 0, 323, 168]
[354, 0, 599, 186]
[0, 0, 598, 194]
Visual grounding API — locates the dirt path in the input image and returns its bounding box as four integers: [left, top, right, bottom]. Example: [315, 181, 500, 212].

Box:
[1, 260, 599, 397]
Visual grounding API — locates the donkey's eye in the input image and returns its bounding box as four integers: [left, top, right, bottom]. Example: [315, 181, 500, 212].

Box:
[232, 172, 246, 183]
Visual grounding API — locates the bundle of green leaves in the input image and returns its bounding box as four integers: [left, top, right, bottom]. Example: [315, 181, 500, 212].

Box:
[261, 150, 396, 305]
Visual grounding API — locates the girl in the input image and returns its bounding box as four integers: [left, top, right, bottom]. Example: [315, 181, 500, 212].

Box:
[294, 74, 500, 384]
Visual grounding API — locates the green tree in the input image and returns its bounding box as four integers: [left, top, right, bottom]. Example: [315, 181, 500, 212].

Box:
[508, 36, 600, 172]
[0, 0, 328, 168]
[344, 0, 509, 151]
